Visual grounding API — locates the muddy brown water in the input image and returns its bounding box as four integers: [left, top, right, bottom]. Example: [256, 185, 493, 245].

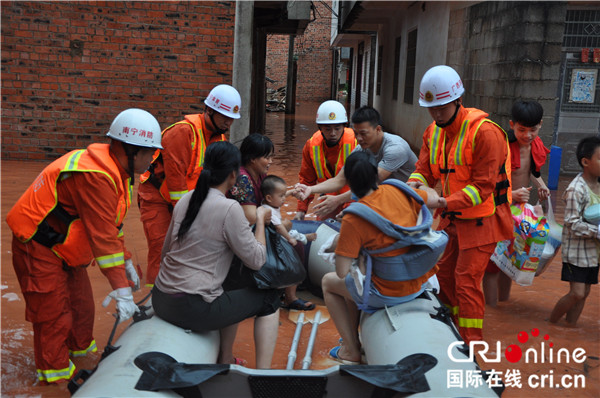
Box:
[1, 102, 598, 397]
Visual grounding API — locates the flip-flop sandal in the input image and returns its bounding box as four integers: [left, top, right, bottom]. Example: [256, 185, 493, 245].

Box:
[329, 346, 360, 365]
[233, 357, 247, 366]
[282, 298, 315, 311]
[338, 338, 366, 355]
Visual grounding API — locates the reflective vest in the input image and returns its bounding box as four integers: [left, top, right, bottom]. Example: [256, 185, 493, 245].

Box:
[342, 179, 449, 312]
[422, 108, 511, 219]
[6, 144, 131, 268]
[140, 114, 225, 203]
[308, 128, 356, 194]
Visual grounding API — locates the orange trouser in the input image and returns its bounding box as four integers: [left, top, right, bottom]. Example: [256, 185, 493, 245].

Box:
[138, 182, 173, 287]
[436, 223, 496, 344]
[12, 237, 96, 383]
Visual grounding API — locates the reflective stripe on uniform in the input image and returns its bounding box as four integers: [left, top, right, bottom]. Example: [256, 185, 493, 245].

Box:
[453, 120, 470, 166]
[96, 252, 125, 269]
[168, 190, 188, 201]
[462, 184, 482, 206]
[429, 126, 442, 165]
[311, 145, 325, 179]
[458, 317, 483, 329]
[409, 173, 428, 186]
[63, 150, 85, 171]
[37, 360, 75, 383]
[444, 303, 459, 315]
[69, 340, 97, 357]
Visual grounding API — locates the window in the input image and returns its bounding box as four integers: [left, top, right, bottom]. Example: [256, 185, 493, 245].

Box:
[376, 45, 383, 95]
[563, 9, 600, 48]
[404, 29, 418, 104]
[393, 36, 401, 100]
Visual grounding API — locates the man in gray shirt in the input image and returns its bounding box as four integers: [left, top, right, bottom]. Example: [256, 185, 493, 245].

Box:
[294, 106, 417, 218]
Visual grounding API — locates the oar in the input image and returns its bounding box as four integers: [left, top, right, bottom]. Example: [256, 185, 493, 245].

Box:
[287, 305, 331, 325]
[301, 310, 322, 369]
[286, 312, 305, 369]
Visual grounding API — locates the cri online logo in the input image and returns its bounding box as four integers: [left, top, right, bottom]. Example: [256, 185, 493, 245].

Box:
[448, 328, 587, 364]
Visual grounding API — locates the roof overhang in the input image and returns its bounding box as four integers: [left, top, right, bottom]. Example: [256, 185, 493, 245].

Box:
[254, 1, 312, 35]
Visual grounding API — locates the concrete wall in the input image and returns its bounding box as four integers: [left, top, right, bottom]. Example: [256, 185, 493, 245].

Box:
[373, 2, 451, 148]
[265, 1, 333, 102]
[457, 1, 566, 150]
[1, 1, 235, 161]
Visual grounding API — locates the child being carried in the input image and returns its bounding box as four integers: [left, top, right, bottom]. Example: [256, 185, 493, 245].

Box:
[261, 175, 316, 246]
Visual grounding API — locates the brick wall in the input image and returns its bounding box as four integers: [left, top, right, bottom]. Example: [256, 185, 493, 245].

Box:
[1, 1, 235, 161]
[265, 1, 332, 102]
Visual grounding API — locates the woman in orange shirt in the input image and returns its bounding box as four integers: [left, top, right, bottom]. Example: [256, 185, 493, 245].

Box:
[322, 151, 444, 364]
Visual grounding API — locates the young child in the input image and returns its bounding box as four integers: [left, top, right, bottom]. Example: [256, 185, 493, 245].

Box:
[549, 136, 600, 326]
[261, 175, 317, 311]
[483, 101, 551, 307]
[261, 175, 316, 246]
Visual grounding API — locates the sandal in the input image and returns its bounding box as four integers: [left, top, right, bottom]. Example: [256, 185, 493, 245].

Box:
[329, 346, 360, 365]
[282, 298, 315, 311]
[233, 357, 247, 366]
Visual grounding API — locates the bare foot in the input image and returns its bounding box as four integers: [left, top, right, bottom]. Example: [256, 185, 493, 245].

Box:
[305, 232, 317, 242]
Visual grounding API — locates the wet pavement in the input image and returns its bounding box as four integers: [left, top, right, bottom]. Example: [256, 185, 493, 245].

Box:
[1, 101, 598, 397]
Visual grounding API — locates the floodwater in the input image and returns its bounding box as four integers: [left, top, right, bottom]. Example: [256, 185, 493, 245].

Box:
[1, 101, 598, 397]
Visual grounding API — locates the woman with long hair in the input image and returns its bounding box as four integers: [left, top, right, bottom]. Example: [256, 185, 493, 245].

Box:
[152, 141, 280, 369]
[229, 133, 315, 311]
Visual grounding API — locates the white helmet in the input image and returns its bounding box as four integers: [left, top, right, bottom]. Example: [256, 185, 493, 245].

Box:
[204, 84, 242, 119]
[106, 108, 163, 149]
[316, 100, 348, 124]
[419, 65, 465, 108]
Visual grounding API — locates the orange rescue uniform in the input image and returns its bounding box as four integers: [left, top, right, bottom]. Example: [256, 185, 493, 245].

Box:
[335, 184, 438, 297]
[297, 128, 357, 219]
[138, 114, 225, 286]
[408, 106, 513, 343]
[7, 143, 132, 383]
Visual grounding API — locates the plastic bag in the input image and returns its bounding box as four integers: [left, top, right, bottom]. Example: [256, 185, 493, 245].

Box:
[535, 196, 563, 276]
[491, 203, 549, 286]
[252, 224, 306, 289]
[317, 232, 339, 267]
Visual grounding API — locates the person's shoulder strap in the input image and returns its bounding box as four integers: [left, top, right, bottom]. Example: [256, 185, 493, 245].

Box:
[380, 179, 424, 205]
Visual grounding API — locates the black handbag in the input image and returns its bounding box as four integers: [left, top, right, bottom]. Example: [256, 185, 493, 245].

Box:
[252, 224, 306, 289]
[227, 224, 306, 290]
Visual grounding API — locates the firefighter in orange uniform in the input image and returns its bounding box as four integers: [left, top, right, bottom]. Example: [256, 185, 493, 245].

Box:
[138, 84, 242, 287]
[294, 100, 357, 221]
[407, 65, 513, 343]
[6, 109, 162, 384]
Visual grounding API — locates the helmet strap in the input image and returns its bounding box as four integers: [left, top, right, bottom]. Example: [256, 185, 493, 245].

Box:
[120, 141, 138, 181]
[321, 131, 342, 147]
[207, 108, 228, 136]
[435, 101, 461, 128]
[128, 155, 135, 182]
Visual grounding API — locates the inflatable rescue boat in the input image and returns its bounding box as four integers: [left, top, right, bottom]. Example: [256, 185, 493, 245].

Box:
[70, 219, 502, 397]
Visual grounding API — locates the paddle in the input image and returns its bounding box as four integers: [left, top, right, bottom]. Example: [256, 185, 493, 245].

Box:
[286, 305, 331, 369]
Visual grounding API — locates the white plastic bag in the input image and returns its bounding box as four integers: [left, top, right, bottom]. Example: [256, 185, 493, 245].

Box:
[491, 203, 549, 286]
[317, 233, 339, 266]
[535, 196, 562, 276]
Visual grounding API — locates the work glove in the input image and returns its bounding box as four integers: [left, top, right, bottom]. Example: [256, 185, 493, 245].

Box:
[124, 259, 140, 291]
[102, 287, 139, 323]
